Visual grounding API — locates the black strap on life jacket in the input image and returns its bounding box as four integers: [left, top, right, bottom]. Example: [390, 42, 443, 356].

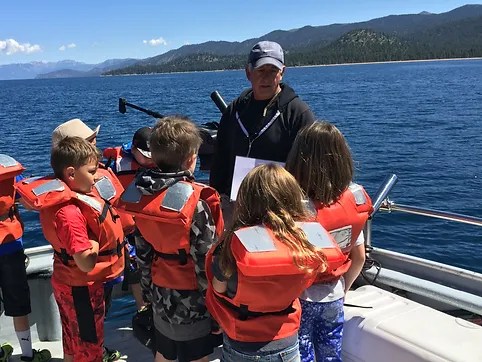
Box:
[54, 239, 126, 265]
[55, 248, 72, 265]
[116, 169, 138, 176]
[98, 238, 126, 258]
[100, 200, 120, 224]
[216, 295, 295, 321]
[0, 205, 17, 222]
[154, 249, 188, 265]
[103, 157, 113, 170]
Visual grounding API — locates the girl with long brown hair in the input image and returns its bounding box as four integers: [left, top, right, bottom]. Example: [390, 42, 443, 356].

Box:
[286, 121, 373, 362]
[206, 164, 330, 362]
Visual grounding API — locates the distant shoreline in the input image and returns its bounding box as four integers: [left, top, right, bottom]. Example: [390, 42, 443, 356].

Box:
[297, 57, 482, 68]
[3, 57, 481, 81]
[106, 57, 482, 77]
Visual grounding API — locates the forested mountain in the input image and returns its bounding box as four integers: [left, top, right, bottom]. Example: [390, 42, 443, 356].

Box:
[3, 5, 480, 80]
[107, 5, 482, 76]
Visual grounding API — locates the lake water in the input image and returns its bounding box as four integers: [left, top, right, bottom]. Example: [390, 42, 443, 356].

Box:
[1, 59, 481, 273]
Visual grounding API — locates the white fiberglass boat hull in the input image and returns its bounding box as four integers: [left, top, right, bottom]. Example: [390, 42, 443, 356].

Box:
[343, 285, 482, 362]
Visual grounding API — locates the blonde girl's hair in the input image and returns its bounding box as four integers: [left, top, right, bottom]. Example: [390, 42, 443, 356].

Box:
[286, 121, 353, 206]
[218, 163, 327, 278]
[51, 136, 100, 179]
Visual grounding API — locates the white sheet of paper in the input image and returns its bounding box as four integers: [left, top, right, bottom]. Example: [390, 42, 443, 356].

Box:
[230, 156, 285, 201]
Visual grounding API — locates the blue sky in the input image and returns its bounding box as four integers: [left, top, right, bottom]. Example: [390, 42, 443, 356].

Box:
[0, 0, 478, 65]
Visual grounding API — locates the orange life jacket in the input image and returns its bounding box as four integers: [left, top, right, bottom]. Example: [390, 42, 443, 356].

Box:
[313, 183, 373, 283]
[117, 179, 223, 290]
[102, 147, 141, 189]
[205, 222, 344, 342]
[15, 175, 125, 286]
[0, 154, 24, 244]
[96, 165, 136, 234]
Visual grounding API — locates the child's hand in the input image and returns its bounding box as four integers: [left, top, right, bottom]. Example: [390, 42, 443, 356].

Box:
[211, 319, 223, 334]
[90, 239, 99, 255]
[212, 327, 223, 335]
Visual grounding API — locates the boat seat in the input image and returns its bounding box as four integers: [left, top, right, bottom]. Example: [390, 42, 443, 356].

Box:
[343, 285, 482, 362]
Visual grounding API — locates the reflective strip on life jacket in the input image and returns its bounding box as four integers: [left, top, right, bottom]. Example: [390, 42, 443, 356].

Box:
[117, 156, 135, 172]
[94, 176, 118, 201]
[349, 182, 368, 205]
[162, 182, 195, 212]
[121, 182, 143, 204]
[32, 179, 65, 196]
[297, 222, 342, 250]
[0, 154, 19, 168]
[76, 193, 102, 213]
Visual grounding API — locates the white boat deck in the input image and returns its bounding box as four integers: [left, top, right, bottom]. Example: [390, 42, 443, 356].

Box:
[0, 295, 222, 361]
[3, 285, 482, 361]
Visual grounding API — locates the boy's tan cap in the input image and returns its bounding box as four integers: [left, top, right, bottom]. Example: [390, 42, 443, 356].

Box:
[52, 118, 100, 146]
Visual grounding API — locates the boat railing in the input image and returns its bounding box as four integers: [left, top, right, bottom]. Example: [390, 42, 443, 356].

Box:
[364, 174, 482, 315]
[379, 201, 482, 227]
[366, 173, 482, 245]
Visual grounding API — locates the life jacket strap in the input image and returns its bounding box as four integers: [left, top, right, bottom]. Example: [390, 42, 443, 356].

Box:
[54, 239, 126, 265]
[0, 206, 16, 222]
[104, 157, 113, 170]
[154, 249, 188, 265]
[216, 295, 295, 321]
[98, 238, 127, 257]
[54, 249, 72, 265]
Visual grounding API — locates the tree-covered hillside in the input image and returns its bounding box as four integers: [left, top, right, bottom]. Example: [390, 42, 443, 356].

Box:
[106, 15, 482, 76]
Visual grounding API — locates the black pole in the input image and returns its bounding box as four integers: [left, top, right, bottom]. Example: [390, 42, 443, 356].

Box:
[118, 98, 165, 119]
[210, 91, 227, 114]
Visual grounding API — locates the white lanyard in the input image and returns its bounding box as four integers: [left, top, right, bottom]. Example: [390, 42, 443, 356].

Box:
[235, 110, 281, 157]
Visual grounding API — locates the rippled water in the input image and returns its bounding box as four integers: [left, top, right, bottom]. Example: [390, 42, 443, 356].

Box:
[1, 59, 481, 272]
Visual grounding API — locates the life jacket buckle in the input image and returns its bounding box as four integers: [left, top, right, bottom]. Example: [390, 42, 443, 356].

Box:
[178, 249, 188, 265]
[59, 248, 71, 265]
[238, 304, 249, 321]
[116, 239, 123, 257]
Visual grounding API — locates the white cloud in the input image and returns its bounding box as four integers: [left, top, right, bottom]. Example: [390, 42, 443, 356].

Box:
[0, 38, 41, 55]
[143, 37, 167, 46]
[59, 43, 76, 51]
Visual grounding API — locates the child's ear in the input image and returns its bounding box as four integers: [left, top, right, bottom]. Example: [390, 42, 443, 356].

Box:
[64, 166, 75, 180]
[183, 153, 197, 170]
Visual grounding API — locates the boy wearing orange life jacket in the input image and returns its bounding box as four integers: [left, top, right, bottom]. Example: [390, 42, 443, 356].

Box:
[51, 118, 128, 362]
[0, 155, 51, 362]
[206, 164, 339, 362]
[103, 126, 156, 310]
[116, 116, 224, 362]
[16, 137, 125, 362]
[286, 121, 373, 362]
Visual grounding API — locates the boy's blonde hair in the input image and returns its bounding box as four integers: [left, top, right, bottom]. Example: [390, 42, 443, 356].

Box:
[218, 164, 327, 278]
[51, 136, 100, 179]
[149, 116, 202, 172]
[286, 121, 353, 206]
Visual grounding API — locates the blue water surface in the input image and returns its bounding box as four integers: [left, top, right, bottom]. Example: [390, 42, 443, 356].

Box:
[1, 59, 481, 272]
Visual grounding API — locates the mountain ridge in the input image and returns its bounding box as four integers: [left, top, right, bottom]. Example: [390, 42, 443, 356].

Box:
[1, 4, 481, 80]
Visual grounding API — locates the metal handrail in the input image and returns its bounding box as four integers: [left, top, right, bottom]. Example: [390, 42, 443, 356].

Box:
[379, 201, 482, 227]
[371, 174, 398, 217]
[365, 173, 482, 246]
